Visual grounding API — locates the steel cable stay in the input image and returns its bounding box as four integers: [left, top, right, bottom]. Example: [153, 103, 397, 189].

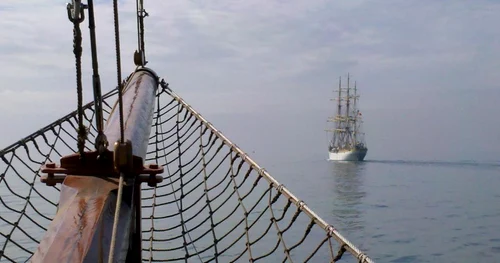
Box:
[87, 0, 108, 157]
[108, 0, 126, 261]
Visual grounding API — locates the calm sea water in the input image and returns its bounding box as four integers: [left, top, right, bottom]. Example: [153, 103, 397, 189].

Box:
[268, 158, 500, 262]
[189, 108, 500, 262]
[3, 156, 498, 262]
[2, 107, 500, 262]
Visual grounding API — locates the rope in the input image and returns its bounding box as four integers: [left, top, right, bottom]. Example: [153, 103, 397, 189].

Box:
[112, 0, 125, 143]
[155, 106, 204, 262]
[0, 89, 116, 262]
[108, 174, 125, 263]
[333, 244, 347, 262]
[108, 0, 128, 262]
[68, 1, 88, 160]
[147, 86, 375, 263]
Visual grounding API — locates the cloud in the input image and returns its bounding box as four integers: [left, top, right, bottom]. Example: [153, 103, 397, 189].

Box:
[1, 0, 500, 156]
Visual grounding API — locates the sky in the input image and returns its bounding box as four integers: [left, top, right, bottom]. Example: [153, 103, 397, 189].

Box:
[0, 0, 499, 163]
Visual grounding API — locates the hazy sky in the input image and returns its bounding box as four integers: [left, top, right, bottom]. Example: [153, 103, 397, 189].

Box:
[1, 0, 499, 162]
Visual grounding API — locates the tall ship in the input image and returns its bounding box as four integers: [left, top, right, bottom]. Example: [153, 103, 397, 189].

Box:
[327, 73, 368, 161]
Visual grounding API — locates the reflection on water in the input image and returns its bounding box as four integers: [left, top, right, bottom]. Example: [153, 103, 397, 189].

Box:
[366, 159, 500, 169]
[329, 161, 367, 235]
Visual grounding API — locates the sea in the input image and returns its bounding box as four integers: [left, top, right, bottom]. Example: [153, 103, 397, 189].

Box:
[203, 108, 500, 263]
[2, 0, 500, 261]
[275, 158, 500, 262]
[1, 100, 500, 263]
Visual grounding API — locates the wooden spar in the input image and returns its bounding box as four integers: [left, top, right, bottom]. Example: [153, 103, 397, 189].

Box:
[104, 67, 159, 158]
[32, 67, 159, 263]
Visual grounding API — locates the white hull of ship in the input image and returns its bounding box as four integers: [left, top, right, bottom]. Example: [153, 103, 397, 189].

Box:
[328, 148, 367, 161]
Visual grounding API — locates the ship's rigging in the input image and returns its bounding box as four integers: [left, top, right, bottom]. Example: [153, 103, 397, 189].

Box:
[327, 74, 367, 153]
[0, 2, 373, 262]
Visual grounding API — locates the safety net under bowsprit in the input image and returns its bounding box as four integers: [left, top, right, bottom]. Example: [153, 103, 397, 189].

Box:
[0, 83, 373, 262]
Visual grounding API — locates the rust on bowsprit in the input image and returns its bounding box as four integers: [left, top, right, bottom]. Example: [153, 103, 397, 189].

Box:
[30, 176, 120, 263]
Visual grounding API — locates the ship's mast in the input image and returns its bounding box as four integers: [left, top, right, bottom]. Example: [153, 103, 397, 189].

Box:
[337, 77, 342, 133]
[345, 73, 350, 147]
[353, 81, 357, 145]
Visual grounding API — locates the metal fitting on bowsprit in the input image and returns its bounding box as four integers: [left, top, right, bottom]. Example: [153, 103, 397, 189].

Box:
[67, 0, 87, 23]
[113, 140, 133, 176]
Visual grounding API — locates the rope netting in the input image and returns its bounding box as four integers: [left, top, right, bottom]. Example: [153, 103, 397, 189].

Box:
[0, 84, 371, 263]
[0, 88, 119, 262]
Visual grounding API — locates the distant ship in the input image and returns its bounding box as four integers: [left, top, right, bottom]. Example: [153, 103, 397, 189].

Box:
[326, 74, 368, 161]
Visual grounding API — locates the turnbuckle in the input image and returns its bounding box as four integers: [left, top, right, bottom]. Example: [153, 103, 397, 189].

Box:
[67, 0, 88, 23]
[138, 9, 149, 19]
